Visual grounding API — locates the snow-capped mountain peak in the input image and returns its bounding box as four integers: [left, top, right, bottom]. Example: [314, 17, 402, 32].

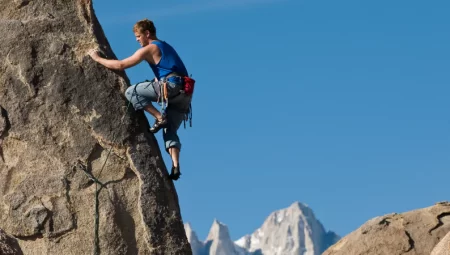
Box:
[184, 222, 197, 241]
[206, 219, 232, 241]
[184, 223, 204, 255]
[186, 219, 249, 255]
[185, 201, 339, 255]
[234, 201, 339, 255]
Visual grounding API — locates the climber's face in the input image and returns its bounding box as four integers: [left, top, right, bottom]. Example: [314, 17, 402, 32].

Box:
[134, 30, 150, 47]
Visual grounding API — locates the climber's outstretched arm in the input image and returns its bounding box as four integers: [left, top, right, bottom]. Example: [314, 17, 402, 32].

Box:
[88, 47, 146, 71]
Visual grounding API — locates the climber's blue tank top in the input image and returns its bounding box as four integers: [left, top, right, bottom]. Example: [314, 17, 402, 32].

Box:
[148, 40, 188, 80]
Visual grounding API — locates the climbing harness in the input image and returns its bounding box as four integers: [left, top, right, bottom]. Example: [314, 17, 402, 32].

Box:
[155, 73, 196, 129]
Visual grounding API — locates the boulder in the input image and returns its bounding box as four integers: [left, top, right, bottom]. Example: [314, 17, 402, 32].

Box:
[0, 0, 191, 254]
[323, 202, 450, 255]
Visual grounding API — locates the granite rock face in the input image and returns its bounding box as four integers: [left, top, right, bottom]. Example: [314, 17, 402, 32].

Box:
[0, 229, 23, 255]
[431, 231, 450, 255]
[0, 0, 191, 254]
[323, 202, 450, 255]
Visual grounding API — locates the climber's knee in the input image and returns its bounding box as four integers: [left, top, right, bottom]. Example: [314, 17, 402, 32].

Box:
[125, 85, 135, 101]
[124, 81, 158, 110]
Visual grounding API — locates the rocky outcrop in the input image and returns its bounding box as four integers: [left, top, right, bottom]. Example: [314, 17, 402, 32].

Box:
[0, 0, 190, 254]
[0, 229, 23, 255]
[323, 202, 450, 255]
[431, 231, 450, 255]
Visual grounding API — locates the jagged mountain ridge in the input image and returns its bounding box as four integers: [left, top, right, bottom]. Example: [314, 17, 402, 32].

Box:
[185, 201, 339, 255]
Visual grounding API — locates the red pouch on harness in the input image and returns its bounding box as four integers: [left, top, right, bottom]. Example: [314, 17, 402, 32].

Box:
[183, 76, 195, 95]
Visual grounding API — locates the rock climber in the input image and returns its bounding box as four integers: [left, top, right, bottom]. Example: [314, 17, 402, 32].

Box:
[88, 18, 193, 181]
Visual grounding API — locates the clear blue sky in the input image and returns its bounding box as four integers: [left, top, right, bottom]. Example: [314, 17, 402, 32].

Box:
[92, 0, 450, 241]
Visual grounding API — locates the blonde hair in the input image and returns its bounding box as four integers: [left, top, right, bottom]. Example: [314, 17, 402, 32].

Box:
[133, 18, 156, 35]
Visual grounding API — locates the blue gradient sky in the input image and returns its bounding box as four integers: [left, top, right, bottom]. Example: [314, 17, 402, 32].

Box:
[92, 0, 450, 241]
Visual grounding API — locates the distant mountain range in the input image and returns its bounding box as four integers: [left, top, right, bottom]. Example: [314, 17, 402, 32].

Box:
[184, 201, 340, 255]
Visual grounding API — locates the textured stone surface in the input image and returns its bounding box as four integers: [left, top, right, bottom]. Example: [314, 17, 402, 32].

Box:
[323, 202, 450, 255]
[0, 229, 23, 255]
[431, 231, 450, 255]
[0, 0, 191, 254]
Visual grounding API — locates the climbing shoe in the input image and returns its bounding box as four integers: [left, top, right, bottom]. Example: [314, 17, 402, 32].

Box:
[149, 116, 167, 133]
[169, 164, 181, 180]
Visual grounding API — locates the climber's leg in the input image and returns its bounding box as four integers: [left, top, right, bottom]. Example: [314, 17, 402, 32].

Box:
[168, 147, 180, 179]
[125, 81, 167, 127]
[163, 106, 185, 180]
